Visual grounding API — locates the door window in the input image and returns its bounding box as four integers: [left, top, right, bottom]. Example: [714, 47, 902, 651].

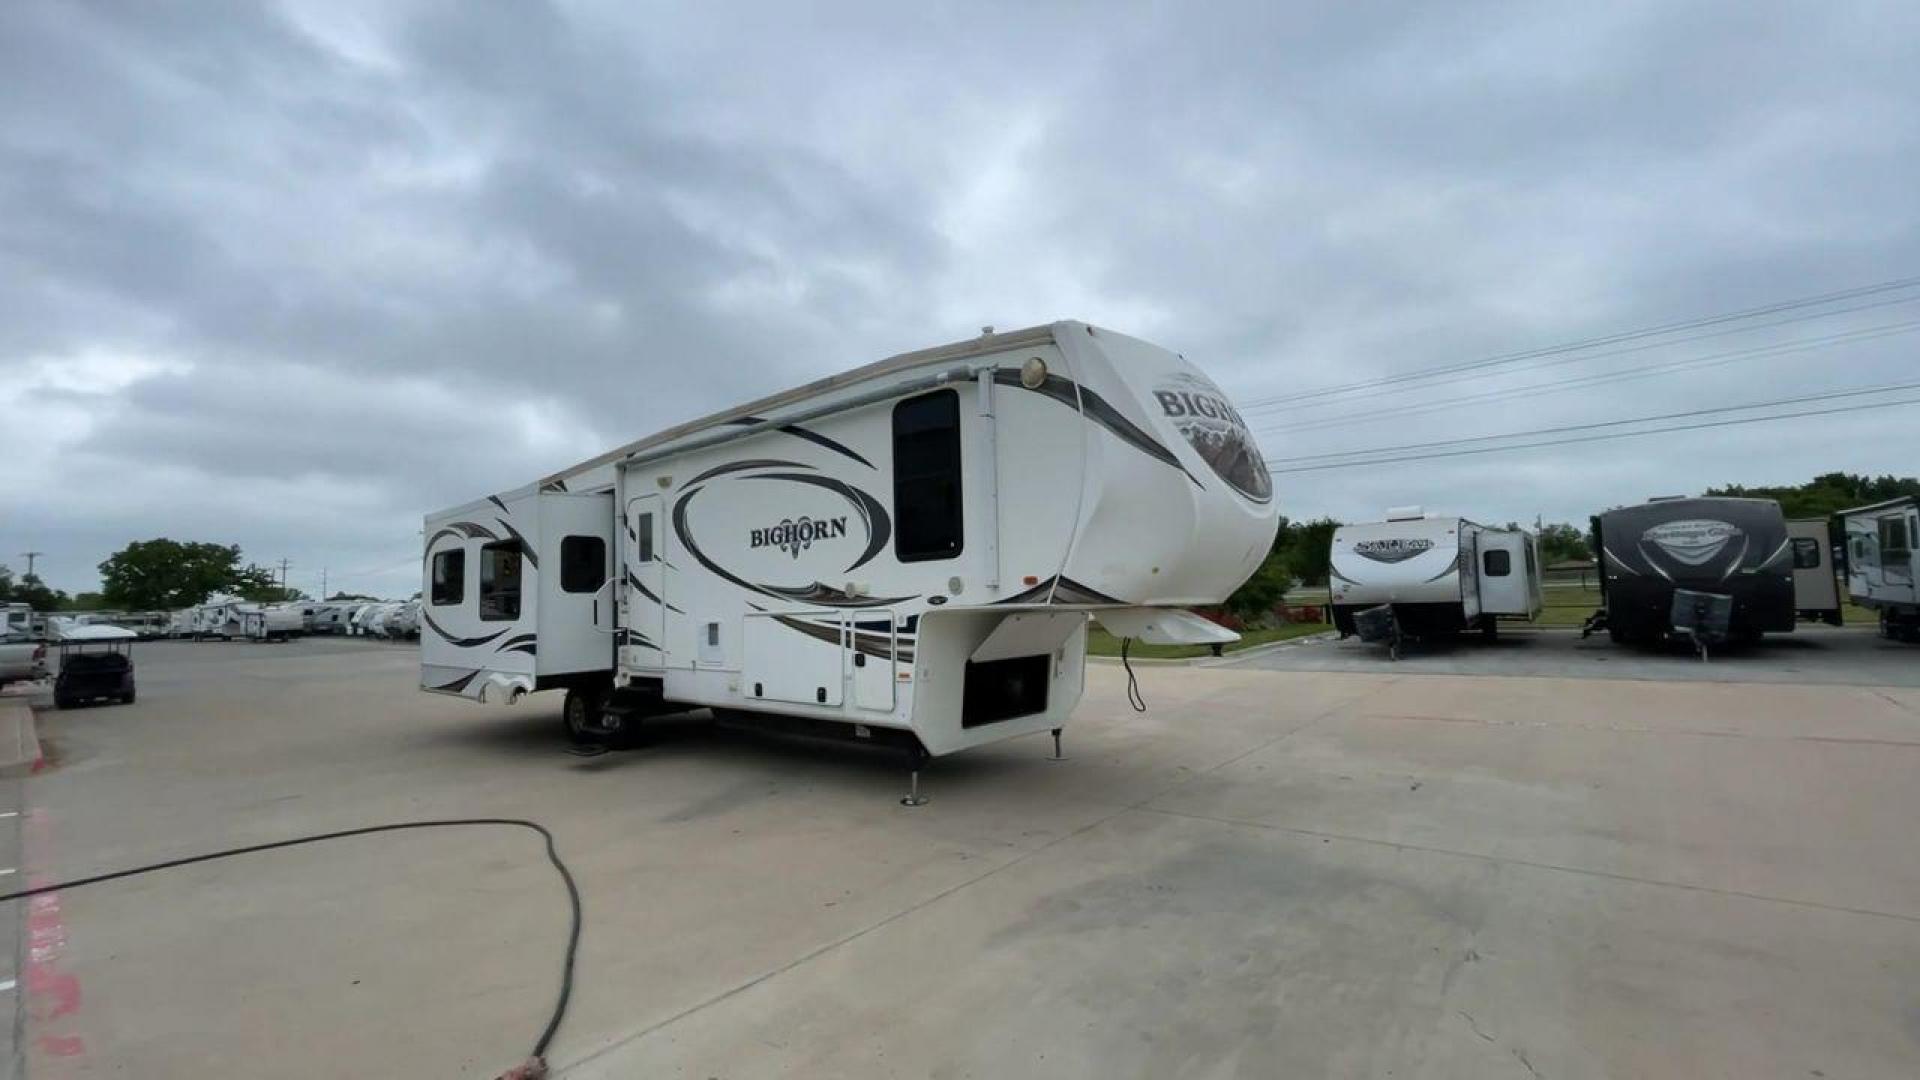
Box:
[1791, 537, 1821, 570]
[634, 512, 656, 563]
[1483, 549, 1511, 577]
[479, 542, 523, 621]
[560, 536, 606, 593]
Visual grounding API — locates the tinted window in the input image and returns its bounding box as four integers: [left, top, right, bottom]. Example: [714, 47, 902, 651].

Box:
[1881, 517, 1910, 552]
[1791, 537, 1821, 570]
[894, 390, 963, 562]
[635, 512, 656, 563]
[560, 535, 605, 593]
[479, 542, 523, 621]
[1483, 549, 1511, 576]
[431, 550, 465, 606]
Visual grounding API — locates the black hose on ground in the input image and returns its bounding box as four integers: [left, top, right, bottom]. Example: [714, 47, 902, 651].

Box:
[0, 818, 581, 1075]
[1120, 637, 1148, 712]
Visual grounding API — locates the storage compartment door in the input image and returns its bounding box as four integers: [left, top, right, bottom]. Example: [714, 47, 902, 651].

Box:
[743, 612, 845, 707]
[851, 618, 896, 712]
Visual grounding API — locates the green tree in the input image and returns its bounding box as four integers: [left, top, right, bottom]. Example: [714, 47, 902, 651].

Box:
[11, 574, 69, 612]
[98, 539, 259, 609]
[1536, 522, 1591, 563]
[1283, 517, 1341, 586]
[1222, 553, 1289, 623]
[1708, 472, 1920, 519]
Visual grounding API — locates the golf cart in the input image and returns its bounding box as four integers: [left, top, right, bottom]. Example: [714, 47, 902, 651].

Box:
[53, 624, 137, 708]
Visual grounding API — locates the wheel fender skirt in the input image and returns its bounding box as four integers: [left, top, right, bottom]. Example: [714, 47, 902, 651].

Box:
[480, 671, 536, 705]
[1092, 607, 1240, 646]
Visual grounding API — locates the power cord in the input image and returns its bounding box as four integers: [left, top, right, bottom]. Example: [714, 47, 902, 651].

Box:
[0, 818, 580, 1079]
[1120, 637, 1148, 712]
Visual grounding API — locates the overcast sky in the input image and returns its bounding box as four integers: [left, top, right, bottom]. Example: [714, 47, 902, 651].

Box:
[3, 0, 1917, 598]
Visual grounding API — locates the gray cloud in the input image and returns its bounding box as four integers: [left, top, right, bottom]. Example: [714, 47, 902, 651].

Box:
[3, 0, 1917, 596]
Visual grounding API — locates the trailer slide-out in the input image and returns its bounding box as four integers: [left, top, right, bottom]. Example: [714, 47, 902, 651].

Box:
[421, 321, 1280, 777]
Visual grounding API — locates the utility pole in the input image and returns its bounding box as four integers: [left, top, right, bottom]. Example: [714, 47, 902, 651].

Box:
[19, 552, 43, 579]
[321, 567, 328, 600]
[278, 558, 291, 595]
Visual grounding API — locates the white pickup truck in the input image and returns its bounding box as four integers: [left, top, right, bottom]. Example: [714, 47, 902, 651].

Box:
[0, 635, 49, 690]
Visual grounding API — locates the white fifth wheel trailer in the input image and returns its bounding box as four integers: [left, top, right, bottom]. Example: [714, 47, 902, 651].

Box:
[1840, 495, 1920, 641]
[422, 321, 1278, 787]
[1328, 508, 1542, 656]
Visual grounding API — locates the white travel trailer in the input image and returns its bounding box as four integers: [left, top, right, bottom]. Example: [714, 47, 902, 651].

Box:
[1840, 495, 1920, 641]
[422, 321, 1278, 786]
[1329, 508, 1542, 654]
[1787, 518, 1843, 626]
[191, 597, 245, 640]
[241, 605, 304, 642]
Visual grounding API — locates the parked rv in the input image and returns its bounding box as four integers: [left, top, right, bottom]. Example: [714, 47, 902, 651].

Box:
[241, 605, 304, 642]
[2, 603, 31, 639]
[1329, 509, 1542, 655]
[422, 321, 1277, 784]
[1839, 495, 1920, 641]
[1586, 496, 1797, 648]
[1787, 518, 1843, 626]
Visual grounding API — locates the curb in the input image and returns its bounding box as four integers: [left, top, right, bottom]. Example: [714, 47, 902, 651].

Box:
[0, 697, 45, 780]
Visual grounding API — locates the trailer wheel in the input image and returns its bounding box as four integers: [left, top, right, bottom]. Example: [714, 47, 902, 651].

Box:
[563, 687, 606, 745]
[1608, 626, 1629, 645]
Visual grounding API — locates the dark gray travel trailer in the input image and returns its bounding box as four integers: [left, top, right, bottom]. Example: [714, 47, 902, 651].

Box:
[1587, 496, 1798, 647]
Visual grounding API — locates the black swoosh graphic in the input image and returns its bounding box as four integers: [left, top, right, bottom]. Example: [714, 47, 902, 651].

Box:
[724, 417, 875, 469]
[994, 574, 1126, 605]
[686, 458, 810, 487]
[428, 670, 479, 693]
[495, 517, 539, 570]
[771, 615, 914, 662]
[494, 633, 538, 652]
[488, 495, 509, 514]
[625, 570, 686, 614]
[423, 610, 510, 649]
[994, 370, 1201, 489]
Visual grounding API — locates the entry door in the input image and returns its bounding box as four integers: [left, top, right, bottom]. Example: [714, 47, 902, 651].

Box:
[538, 492, 616, 676]
[624, 494, 667, 660]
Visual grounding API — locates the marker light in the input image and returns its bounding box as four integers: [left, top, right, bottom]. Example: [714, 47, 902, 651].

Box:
[1020, 356, 1048, 389]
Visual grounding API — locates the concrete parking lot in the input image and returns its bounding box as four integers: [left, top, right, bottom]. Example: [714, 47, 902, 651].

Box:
[7, 638, 1920, 1078]
[1227, 622, 1920, 686]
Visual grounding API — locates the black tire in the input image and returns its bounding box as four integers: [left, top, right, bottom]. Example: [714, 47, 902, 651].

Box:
[1608, 626, 1629, 645]
[563, 686, 606, 745]
[122, 688, 136, 704]
[1480, 619, 1499, 641]
[54, 693, 75, 710]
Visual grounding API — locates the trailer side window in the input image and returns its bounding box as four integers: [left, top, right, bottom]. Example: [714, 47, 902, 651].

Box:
[560, 536, 606, 593]
[1483, 549, 1511, 577]
[479, 542, 523, 621]
[1791, 537, 1822, 569]
[431, 550, 465, 606]
[893, 389, 963, 562]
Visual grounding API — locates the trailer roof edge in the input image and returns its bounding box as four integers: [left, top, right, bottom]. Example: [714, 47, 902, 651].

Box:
[538, 322, 1064, 487]
[1837, 494, 1920, 517]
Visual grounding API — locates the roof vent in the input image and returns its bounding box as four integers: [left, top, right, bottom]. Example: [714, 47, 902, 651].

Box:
[1385, 505, 1425, 521]
[1646, 494, 1687, 502]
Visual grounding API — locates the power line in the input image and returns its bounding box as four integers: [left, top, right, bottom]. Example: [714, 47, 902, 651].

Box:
[1236, 274, 1920, 411]
[1250, 319, 1920, 436]
[1267, 380, 1920, 465]
[1266, 395, 1920, 474]
[1243, 293, 1920, 423]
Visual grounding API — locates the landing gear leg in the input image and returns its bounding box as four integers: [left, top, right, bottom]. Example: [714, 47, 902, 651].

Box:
[900, 744, 930, 807]
[1050, 727, 1064, 761]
